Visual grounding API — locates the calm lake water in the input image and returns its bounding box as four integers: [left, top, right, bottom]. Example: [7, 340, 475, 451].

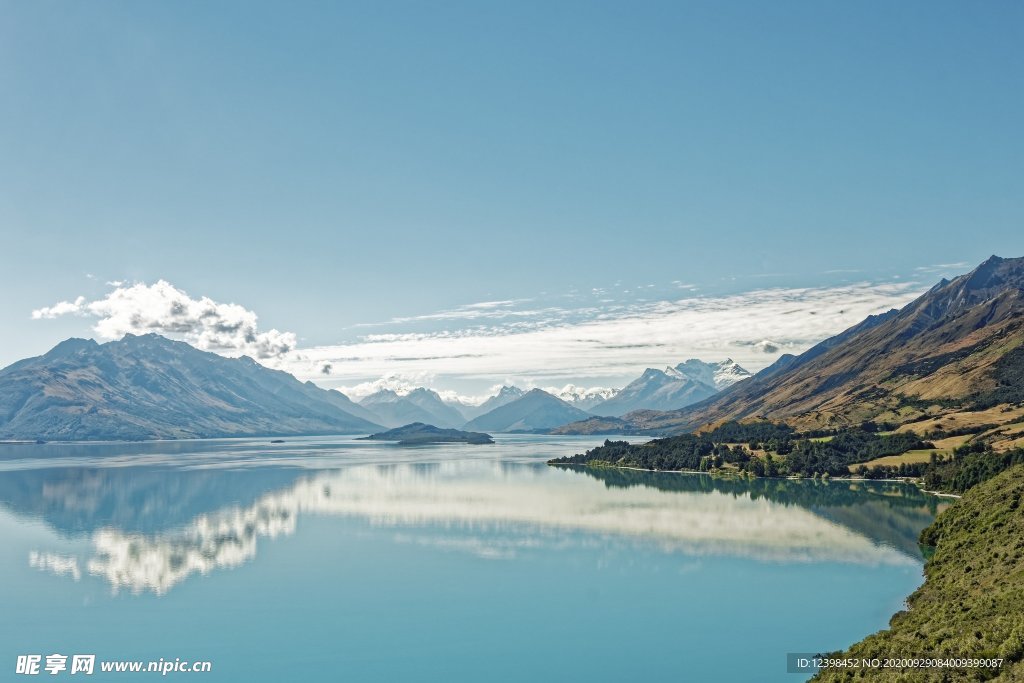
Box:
[0, 435, 946, 682]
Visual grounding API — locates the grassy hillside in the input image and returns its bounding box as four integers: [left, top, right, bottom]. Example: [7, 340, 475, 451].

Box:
[811, 465, 1024, 682]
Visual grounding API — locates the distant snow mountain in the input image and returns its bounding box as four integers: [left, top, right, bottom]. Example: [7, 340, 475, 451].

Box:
[546, 384, 618, 411]
[673, 358, 752, 390]
[463, 389, 591, 432]
[358, 388, 465, 428]
[592, 368, 718, 416]
[591, 359, 750, 416]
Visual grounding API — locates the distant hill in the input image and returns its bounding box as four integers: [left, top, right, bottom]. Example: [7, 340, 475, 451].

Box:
[548, 415, 634, 435]
[560, 255, 1024, 436]
[463, 389, 591, 432]
[358, 388, 465, 428]
[591, 359, 750, 416]
[402, 388, 468, 426]
[360, 422, 493, 445]
[0, 333, 382, 440]
[318, 388, 386, 425]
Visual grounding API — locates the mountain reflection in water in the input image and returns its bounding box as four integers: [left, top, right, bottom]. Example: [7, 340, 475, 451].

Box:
[0, 453, 946, 596]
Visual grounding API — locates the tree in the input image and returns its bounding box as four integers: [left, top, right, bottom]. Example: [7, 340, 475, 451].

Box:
[748, 457, 766, 477]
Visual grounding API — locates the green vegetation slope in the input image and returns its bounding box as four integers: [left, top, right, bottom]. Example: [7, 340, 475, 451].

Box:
[812, 465, 1024, 682]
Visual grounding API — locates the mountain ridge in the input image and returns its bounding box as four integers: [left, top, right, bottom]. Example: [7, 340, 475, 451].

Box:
[358, 387, 466, 428]
[557, 255, 1024, 435]
[0, 333, 382, 440]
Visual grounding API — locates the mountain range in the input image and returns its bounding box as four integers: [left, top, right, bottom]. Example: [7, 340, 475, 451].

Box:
[0, 333, 746, 440]
[359, 387, 466, 428]
[557, 255, 1024, 442]
[0, 337, 745, 440]
[354, 362, 743, 433]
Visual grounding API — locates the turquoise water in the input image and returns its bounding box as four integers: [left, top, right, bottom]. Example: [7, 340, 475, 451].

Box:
[0, 435, 946, 682]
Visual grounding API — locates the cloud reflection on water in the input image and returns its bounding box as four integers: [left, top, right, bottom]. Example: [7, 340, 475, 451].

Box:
[25, 461, 931, 595]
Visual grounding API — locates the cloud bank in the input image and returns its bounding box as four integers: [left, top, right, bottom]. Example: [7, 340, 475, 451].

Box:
[32, 280, 296, 359]
[298, 281, 924, 387]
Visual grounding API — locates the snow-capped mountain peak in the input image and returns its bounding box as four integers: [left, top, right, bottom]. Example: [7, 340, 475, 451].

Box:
[673, 358, 751, 390]
[495, 385, 525, 399]
[663, 366, 686, 380]
[590, 358, 752, 416]
[359, 388, 402, 404]
[546, 384, 618, 410]
[710, 359, 752, 388]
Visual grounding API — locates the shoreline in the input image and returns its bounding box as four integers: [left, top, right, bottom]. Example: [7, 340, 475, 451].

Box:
[548, 461, 962, 497]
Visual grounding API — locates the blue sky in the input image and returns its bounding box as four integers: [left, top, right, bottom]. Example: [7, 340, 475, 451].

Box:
[3, 1, 1022, 399]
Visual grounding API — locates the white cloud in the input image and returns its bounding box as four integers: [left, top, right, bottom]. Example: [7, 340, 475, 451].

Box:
[31, 296, 86, 319]
[738, 339, 782, 354]
[28, 551, 81, 581]
[434, 388, 491, 407]
[31, 281, 296, 359]
[357, 298, 550, 327]
[914, 262, 970, 273]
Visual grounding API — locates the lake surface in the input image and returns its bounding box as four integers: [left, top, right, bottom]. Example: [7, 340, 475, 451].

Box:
[0, 435, 947, 682]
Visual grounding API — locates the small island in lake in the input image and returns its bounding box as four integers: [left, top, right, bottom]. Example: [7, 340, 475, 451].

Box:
[361, 422, 494, 445]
